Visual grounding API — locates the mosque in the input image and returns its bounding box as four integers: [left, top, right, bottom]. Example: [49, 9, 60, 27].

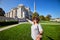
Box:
[5, 2, 36, 22]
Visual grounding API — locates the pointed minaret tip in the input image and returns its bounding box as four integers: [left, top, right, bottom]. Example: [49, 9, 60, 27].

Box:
[34, 1, 36, 12]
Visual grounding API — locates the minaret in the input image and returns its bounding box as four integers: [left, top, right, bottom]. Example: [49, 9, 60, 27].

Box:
[34, 1, 36, 12]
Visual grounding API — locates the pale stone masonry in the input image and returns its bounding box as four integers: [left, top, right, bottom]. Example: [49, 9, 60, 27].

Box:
[5, 4, 33, 21]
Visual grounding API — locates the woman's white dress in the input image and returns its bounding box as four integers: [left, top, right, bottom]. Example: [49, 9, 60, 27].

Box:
[28, 20, 43, 40]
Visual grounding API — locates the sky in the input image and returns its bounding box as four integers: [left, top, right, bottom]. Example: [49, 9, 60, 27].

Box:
[0, 0, 60, 18]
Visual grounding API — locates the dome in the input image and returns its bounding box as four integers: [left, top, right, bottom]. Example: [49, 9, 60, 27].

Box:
[18, 4, 24, 7]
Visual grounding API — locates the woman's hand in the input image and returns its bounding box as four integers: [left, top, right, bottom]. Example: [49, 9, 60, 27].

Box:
[36, 34, 42, 40]
[36, 35, 40, 40]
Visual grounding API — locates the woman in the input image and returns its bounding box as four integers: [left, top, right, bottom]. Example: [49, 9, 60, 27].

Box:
[26, 17, 43, 40]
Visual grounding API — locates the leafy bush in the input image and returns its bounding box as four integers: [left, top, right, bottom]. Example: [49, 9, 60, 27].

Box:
[0, 21, 18, 26]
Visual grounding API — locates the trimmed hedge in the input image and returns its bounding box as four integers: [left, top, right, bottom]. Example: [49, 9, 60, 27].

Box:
[0, 21, 18, 26]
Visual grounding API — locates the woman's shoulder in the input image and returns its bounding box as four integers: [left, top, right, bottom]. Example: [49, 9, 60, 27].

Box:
[38, 23, 41, 26]
[38, 23, 41, 25]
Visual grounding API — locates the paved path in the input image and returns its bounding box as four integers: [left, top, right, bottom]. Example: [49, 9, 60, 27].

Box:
[0, 22, 27, 31]
[40, 23, 60, 25]
[0, 22, 60, 31]
[26, 22, 60, 25]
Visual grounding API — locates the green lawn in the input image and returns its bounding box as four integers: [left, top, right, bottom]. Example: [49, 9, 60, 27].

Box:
[0, 22, 60, 40]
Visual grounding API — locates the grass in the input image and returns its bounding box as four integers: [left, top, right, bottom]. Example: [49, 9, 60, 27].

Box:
[42, 25, 60, 40]
[0, 24, 32, 40]
[0, 22, 60, 40]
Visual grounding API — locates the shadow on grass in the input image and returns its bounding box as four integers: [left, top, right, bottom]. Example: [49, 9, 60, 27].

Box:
[46, 36, 54, 40]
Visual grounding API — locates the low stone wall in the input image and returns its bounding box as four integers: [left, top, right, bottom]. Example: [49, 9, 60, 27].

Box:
[0, 16, 17, 22]
[17, 18, 27, 22]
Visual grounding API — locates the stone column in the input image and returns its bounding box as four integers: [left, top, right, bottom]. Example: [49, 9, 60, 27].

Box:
[15, 8, 17, 18]
[12, 11, 13, 18]
[9, 12, 10, 17]
[23, 11, 25, 18]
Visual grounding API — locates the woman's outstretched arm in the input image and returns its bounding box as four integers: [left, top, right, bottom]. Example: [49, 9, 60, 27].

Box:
[26, 19, 33, 24]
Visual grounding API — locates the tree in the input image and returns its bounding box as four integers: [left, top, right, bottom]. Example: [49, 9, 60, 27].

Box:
[32, 12, 39, 19]
[0, 8, 5, 16]
[47, 14, 51, 18]
[39, 15, 45, 21]
[45, 14, 52, 21]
